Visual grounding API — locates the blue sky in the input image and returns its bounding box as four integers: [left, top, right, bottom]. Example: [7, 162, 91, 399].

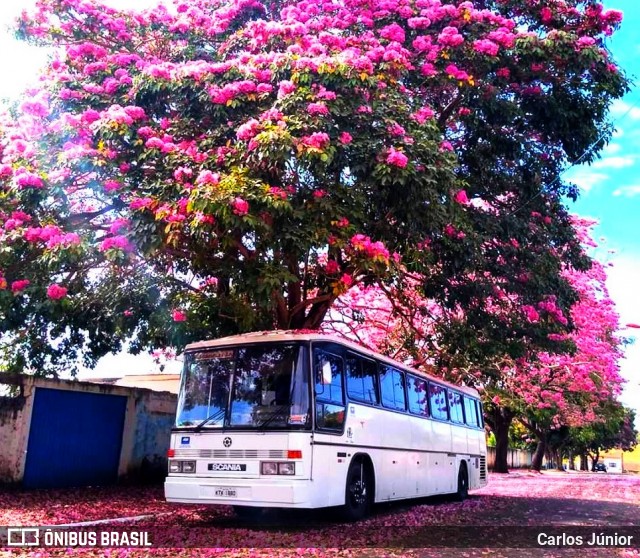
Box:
[1, 0, 639, 420]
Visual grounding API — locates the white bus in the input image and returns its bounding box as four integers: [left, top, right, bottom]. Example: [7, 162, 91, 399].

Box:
[164, 331, 487, 520]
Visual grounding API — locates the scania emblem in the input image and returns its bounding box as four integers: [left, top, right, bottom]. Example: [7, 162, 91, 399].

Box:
[223, 437, 232, 448]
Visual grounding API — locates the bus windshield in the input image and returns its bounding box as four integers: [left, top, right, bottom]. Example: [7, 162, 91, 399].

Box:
[175, 344, 310, 429]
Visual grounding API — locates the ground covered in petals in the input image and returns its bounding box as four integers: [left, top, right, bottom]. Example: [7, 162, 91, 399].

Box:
[1, 472, 639, 557]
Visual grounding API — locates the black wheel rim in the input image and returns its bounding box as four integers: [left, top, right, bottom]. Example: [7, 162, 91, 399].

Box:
[459, 471, 468, 495]
[349, 474, 367, 507]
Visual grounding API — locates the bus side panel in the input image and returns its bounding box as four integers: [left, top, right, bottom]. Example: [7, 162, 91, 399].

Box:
[410, 417, 434, 497]
[379, 412, 411, 500]
[451, 423, 469, 456]
[310, 432, 351, 508]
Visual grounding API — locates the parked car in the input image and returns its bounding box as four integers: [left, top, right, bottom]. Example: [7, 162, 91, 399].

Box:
[592, 462, 607, 472]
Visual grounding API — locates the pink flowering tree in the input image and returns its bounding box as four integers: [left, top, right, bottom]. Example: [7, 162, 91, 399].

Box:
[483, 218, 625, 471]
[0, 0, 628, 375]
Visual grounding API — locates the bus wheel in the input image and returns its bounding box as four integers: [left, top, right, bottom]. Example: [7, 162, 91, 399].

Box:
[233, 505, 265, 521]
[341, 459, 371, 521]
[455, 463, 469, 502]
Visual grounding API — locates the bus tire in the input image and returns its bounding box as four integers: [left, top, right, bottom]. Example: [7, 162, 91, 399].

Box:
[341, 458, 372, 522]
[455, 462, 469, 502]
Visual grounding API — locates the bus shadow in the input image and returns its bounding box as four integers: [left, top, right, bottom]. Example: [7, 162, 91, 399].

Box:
[198, 493, 467, 529]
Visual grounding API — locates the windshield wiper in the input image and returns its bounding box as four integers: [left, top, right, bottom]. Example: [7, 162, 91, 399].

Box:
[193, 408, 226, 432]
[256, 407, 290, 431]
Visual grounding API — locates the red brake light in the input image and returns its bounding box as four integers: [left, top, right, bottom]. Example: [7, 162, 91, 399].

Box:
[167, 449, 175, 458]
[287, 450, 302, 459]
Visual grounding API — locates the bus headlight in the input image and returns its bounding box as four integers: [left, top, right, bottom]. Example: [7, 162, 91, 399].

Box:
[261, 462, 278, 475]
[169, 460, 182, 473]
[278, 462, 295, 475]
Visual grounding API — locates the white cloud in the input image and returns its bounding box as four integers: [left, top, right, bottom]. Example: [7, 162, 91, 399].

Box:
[610, 99, 640, 120]
[613, 185, 640, 197]
[603, 143, 622, 155]
[565, 170, 609, 192]
[592, 155, 636, 169]
[606, 255, 640, 426]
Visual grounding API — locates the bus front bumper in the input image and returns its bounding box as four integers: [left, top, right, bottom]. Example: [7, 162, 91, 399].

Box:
[164, 476, 312, 507]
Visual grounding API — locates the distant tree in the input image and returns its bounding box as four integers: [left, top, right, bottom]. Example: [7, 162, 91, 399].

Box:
[566, 404, 637, 470]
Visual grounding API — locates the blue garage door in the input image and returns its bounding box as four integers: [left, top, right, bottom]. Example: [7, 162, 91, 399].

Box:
[23, 388, 127, 489]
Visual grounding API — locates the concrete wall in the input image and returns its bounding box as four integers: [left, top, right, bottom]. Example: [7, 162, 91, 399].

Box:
[0, 375, 177, 485]
[0, 381, 33, 483]
[486, 446, 533, 470]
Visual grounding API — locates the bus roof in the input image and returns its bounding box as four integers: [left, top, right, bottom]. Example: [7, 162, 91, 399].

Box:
[184, 330, 480, 397]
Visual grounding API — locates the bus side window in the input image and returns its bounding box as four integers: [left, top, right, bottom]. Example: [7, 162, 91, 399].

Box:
[313, 349, 345, 430]
[476, 400, 485, 428]
[407, 375, 429, 417]
[448, 391, 464, 424]
[463, 396, 479, 427]
[429, 383, 448, 421]
[380, 365, 406, 411]
[346, 353, 379, 405]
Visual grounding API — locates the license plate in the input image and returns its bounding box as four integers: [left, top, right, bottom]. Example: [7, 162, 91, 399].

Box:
[214, 488, 237, 497]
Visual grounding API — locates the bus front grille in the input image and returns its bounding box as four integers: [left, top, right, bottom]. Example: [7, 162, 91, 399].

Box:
[174, 449, 287, 459]
[479, 455, 487, 481]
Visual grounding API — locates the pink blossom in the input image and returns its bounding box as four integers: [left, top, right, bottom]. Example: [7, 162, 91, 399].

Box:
[109, 218, 130, 235]
[473, 39, 499, 56]
[522, 305, 540, 323]
[196, 170, 220, 186]
[103, 179, 122, 192]
[277, 80, 296, 98]
[412, 107, 435, 124]
[0, 164, 12, 179]
[308, 102, 329, 116]
[130, 197, 154, 210]
[350, 234, 390, 263]
[301, 132, 330, 150]
[540, 7, 553, 23]
[11, 279, 30, 293]
[172, 309, 187, 322]
[15, 170, 44, 189]
[437, 26, 464, 47]
[99, 235, 133, 252]
[269, 186, 287, 200]
[340, 273, 354, 288]
[440, 141, 454, 152]
[81, 109, 101, 124]
[386, 147, 408, 168]
[380, 23, 405, 43]
[454, 190, 469, 204]
[232, 197, 249, 216]
[47, 284, 68, 300]
[339, 132, 353, 145]
[236, 119, 261, 141]
[325, 260, 340, 274]
[145, 137, 165, 149]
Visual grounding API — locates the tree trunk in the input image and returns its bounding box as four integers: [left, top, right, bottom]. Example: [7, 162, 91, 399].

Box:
[568, 452, 575, 470]
[580, 453, 589, 471]
[531, 436, 547, 472]
[555, 449, 565, 471]
[487, 407, 515, 473]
